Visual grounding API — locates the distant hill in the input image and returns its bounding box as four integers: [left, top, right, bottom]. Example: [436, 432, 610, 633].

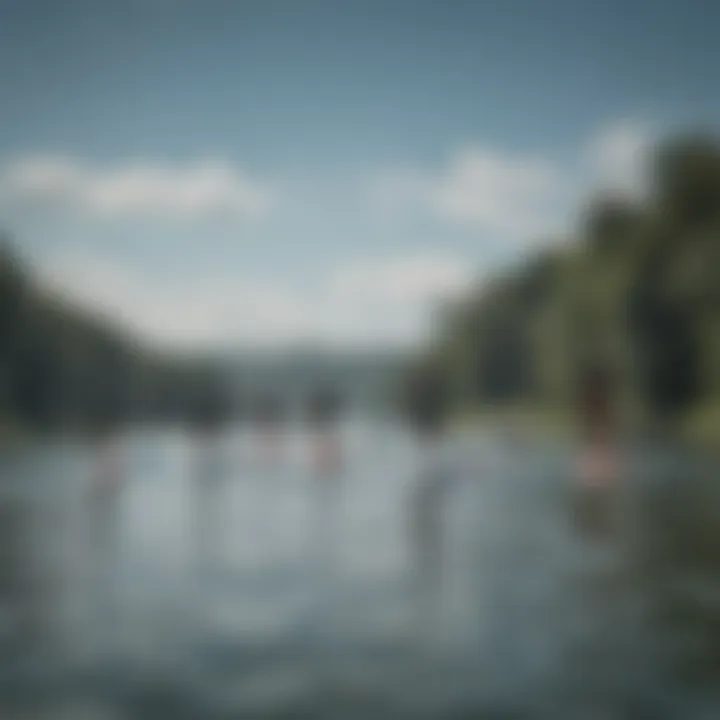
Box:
[220, 345, 411, 412]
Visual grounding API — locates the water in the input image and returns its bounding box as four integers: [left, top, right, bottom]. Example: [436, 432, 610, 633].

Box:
[0, 420, 719, 718]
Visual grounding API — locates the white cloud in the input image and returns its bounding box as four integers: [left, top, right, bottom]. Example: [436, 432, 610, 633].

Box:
[585, 120, 653, 198]
[19, 119, 655, 350]
[429, 146, 561, 235]
[372, 121, 657, 242]
[0, 156, 274, 220]
[37, 250, 473, 350]
[373, 146, 563, 238]
[330, 253, 472, 304]
[38, 254, 304, 348]
[323, 253, 474, 345]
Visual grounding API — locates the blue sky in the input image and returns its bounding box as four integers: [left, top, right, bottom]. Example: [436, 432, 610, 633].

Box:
[1, 0, 719, 348]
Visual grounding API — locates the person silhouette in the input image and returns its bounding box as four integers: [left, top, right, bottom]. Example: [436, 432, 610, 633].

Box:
[90, 419, 124, 510]
[304, 385, 345, 656]
[573, 362, 620, 541]
[401, 367, 452, 639]
[305, 385, 345, 587]
[88, 417, 125, 646]
[252, 391, 286, 465]
[190, 395, 230, 590]
[306, 385, 344, 478]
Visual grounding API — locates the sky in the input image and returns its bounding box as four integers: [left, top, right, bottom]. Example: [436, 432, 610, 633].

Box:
[1, 0, 719, 351]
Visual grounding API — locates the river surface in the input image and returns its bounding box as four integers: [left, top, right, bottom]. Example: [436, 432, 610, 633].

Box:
[0, 419, 719, 718]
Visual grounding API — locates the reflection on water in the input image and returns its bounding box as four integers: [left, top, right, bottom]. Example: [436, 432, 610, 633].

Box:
[0, 422, 719, 718]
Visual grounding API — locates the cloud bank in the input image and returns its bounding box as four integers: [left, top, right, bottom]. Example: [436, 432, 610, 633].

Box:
[38, 250, 474, 350]
[372, 146, 564, 239]
[585, 120, 653, 199]
[0, 156, 274, 220]
[8, 119, 654, 349]
[372, 120, 654, 241]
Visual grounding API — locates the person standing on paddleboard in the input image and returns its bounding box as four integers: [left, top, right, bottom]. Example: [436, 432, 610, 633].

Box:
[253, 391, 286, 465]
[573, 362, 621, 538]
[306, 385, 344, 478]
[190, 394, 230, 588]
[88, 416, 125, 639]
[401, 366, 453, 637]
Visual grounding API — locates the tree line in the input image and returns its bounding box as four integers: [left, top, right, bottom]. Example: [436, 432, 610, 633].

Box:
[410, 134, 720, 440]
[0, 238, 233, 438]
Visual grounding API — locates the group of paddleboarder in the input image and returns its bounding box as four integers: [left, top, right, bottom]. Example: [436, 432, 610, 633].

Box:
[191, 386, 343, 463]
[86, 362, 622, 636]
